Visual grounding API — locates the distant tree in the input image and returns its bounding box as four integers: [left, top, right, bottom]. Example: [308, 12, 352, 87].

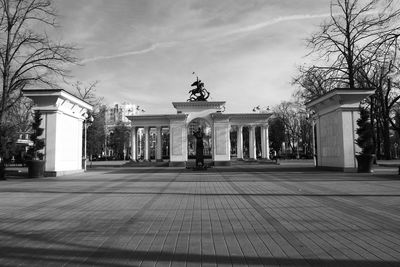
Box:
[86, 106, 106, 159]
[273, 101, 300, 154]
[68, 80, 107, 161]
[269, 117, 285, 156]
[109, 121, 130, 160]
[273, 101, 313, 158]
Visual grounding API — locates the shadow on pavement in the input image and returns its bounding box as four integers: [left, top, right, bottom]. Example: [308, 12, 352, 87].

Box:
[0, 244, 397, 266]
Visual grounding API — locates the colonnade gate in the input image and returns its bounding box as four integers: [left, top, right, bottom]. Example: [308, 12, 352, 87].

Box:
[127, 101, 272, 167]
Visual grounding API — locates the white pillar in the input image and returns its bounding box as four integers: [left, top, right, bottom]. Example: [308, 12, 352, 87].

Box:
[261, 125, 270, 159]
[156, 127, 162, 162]
[249, 125, 257, 160]
[144, 127, 150, 161]
[131, 127, 137, 161]
[237, 125, 243, 160]
[265, 125, 270, 160]
[261, 126, 266, 159]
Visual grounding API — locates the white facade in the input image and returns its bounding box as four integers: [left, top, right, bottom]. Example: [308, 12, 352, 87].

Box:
[23, 89, 93, 176]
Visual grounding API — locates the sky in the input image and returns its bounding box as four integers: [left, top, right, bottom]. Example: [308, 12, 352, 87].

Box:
[52, 0, 332, 114]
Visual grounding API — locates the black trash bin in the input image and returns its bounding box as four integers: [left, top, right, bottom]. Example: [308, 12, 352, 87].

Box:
[27, 160, 45, 178]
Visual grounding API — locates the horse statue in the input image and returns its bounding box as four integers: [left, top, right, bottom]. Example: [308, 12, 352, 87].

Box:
[188, 76, 210, 102]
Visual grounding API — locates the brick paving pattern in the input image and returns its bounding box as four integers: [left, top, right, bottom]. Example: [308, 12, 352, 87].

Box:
[0, 164, 400, 266]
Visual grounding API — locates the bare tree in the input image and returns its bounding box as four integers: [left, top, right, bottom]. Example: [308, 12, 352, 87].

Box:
[273, 101, 312, 157]
[67, 80, 107, 161]
[0, 0, 76, 126]
[304, 0, 400, 91]
[292, 66, 336, 102]
[69, 80, 103, 109]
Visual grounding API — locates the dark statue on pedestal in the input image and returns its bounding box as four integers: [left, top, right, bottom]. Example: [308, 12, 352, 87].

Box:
[188, 74, 210, 102]
[193, 127, 205, 168]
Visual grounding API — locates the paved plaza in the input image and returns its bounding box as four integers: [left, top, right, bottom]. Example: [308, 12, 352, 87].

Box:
[1, 162, 400, 266]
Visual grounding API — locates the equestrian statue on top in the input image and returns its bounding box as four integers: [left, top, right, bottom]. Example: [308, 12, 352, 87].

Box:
[188, 72, 210, 102]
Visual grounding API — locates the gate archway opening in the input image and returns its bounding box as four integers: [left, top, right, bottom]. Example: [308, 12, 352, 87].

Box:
[187, 118, 212, 159]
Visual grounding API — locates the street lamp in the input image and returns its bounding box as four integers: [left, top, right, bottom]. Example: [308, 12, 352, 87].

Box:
[83, 113, 94, 171]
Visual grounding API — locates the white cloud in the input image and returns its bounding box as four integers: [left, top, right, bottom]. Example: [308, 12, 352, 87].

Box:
[79, 42, 177, 64]
[226, 13, 332, 36]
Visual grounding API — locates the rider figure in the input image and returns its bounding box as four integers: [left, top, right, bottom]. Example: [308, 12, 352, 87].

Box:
[188, 76, 209, 101]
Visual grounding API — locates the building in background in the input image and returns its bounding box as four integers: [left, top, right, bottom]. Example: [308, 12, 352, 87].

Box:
[105, 102, 139, 126]
[103, 103, 142, 159]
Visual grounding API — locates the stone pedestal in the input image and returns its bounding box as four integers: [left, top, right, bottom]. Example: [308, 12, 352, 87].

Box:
[306, 89, 374, 172]
[23, 89, 93, 176]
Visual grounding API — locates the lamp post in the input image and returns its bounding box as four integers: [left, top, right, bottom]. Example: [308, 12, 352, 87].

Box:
[83, 114, 94, 171]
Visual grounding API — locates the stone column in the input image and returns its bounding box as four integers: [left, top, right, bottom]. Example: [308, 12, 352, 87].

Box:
[261, 125, 270, 159]
[265, 125, 270, 160]
[237, 125, 243, 160]
[144, 126, 150, 161]
[131, 127, 137, 161]
[156, 127, 163, 162]
[249, 125, 257, 160]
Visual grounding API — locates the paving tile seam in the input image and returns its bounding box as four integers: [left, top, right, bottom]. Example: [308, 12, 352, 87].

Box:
[248, 172, 400, 258]
[167, 195, 192, 266]
[137, 202, 180, 266]
[26, 169, 169, 266]
[252, 173, 400, 258]
[116, 198, 173, 266]
[222, 189, 278, 266]
[206, 194, 230, 266]
[263, 195, 399, 262]
[231, 169, 400, 264]
[6, 171, 150, 215]
[216, 169, 318, 266]
[0, 175, 153, 236]
[2, 166, 400, 266]
[142, 195, 187, 265]
[212, 195, 247, 265]
[258, 199, 366, 264]
[247, 169, 400, 233]
[80, 170, 183, 265]
[296, 180, 400, 221]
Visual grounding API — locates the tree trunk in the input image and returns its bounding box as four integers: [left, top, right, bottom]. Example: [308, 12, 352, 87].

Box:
[382, 117, 391, 160]
[376, 116, 381, 159]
